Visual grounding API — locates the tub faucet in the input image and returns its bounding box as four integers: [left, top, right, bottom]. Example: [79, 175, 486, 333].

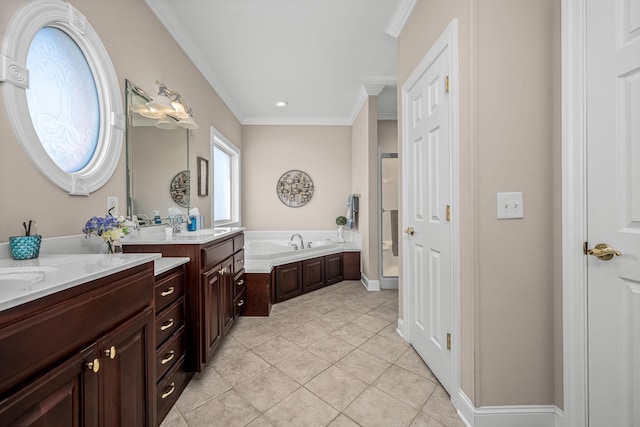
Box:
[290, 233, 305, 250]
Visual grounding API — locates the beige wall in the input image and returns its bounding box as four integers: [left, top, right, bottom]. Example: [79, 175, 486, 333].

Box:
[0, 0, 241, 241]
[399, 0, 561, 408]
[378, 120, 398, 153]
[241, 125, 352, 231]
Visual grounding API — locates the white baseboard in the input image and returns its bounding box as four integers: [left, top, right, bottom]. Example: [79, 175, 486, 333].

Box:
[360, 273, 380, 291]
[457, 391, 565, 427]
[396, 318, 406, 340]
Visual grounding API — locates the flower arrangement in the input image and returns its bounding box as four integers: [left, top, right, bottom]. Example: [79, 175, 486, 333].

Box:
[83, 214, 133, 254]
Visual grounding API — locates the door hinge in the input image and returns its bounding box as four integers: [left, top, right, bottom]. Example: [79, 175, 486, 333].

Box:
[446, 333, 451, 350]
[583, 241, 588, 255]
[446, 205, 451, 222]
[445, 76, 450, 93]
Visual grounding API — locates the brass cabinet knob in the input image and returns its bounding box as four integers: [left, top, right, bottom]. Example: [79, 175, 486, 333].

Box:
[160, 319, 174, 331]
[104, 345, 116, 360]
[587, 243, 622, 261]
[87, 358, 100, 373]
[161, 350, 175, 365]
[160, 287, 175, 297]
[404, 227, 415, 236]
[237, 299, 245, 307]
[219, 267, 226, 276]
[237, 259, 244, 265]
[236, 279, 245, 286]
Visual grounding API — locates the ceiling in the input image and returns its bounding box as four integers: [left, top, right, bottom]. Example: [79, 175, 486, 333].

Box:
[145, 0, 402, 125]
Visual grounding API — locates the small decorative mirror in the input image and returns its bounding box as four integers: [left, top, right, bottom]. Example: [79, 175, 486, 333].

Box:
[276, 170, 314, 208]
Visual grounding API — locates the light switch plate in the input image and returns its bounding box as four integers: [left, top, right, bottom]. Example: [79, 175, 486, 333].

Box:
[496, 192, 524, 219]
[107, 196, 118, 216]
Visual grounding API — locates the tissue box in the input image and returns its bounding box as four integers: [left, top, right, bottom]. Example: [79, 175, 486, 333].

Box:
[9, 235, 42, 260]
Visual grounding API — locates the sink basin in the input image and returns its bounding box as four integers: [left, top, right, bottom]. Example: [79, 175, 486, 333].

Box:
[0, 266, 58, 274]
[0, 267, 59, 297]
[175, 228, 227, 238]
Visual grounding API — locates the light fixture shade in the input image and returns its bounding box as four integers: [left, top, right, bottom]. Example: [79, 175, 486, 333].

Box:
[155, 116, 177, 130]
[169, 100, 189, 119]
[138, 106, 166, 119]
[177, 115, 199, 129]
[147, 93, 173, 113]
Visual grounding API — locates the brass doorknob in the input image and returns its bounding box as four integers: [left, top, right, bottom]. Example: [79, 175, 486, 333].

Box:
[105, 345, 116, 360]
[87, 359, 100, 373]
[404, 227, 415, 236]
[587, 243, 622, 261]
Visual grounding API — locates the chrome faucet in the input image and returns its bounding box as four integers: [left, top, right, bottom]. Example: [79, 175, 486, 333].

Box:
[171, 214, 189, 233]
[290, 233, 305, 250]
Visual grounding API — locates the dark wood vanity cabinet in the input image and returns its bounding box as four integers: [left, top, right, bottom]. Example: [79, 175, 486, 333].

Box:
[273, 253, 346, 303]
[275, 262, 303, 302]
[0, 263, 155, 427]
[325, 253, 343, 285]
[302, 257, 325, 293]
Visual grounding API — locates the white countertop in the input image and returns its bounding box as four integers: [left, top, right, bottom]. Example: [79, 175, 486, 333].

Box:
[244, 241, 360, 273]
[0, 253, 160, 312]
[155, 257, 190, 276]
[122, 227, 244, 246]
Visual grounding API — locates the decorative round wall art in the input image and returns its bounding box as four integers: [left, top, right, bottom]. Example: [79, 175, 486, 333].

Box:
[276, 170, 314, 208]
[170, 170, 190, 207]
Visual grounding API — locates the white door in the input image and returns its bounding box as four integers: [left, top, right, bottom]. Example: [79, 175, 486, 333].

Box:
[586, 0, 640, 424]
[403, 33, 453, 394]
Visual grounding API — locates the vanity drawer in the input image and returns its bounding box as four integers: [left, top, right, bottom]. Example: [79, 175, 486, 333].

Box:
[154, 268, 184, 313]
[156, 326, 185, 381]
[233, 288, 247, 319]
[233, 233, 244, 252]
[156, 356, 188, 423]
[202, 239, 233, 271]
[233, 249, 245, 275]
[155, 298, 184, 346]
[233, 272, 246, 298]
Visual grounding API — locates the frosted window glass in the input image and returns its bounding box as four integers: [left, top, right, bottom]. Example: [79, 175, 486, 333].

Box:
[26, 26, 100, 173]
[214, 146, 232, 222]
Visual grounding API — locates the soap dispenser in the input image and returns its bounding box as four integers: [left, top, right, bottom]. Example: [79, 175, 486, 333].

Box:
[153, 210, 161, 224]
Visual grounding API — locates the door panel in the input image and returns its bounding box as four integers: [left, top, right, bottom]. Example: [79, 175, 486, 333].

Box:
[587, 0, 640, 424]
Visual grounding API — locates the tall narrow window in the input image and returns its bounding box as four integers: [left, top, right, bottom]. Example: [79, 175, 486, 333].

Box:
[212, 129, 240, 226]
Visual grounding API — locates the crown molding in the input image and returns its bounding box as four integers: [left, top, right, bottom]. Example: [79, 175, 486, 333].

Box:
[242, 116, 352, 126]
[386, 0, 416, 38]
[363, 83, 386, 96]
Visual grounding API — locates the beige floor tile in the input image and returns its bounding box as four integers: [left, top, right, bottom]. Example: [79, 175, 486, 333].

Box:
[281, 322, 330, 347]
[246, 415, 276, 426]
[328, 414, 361, 427]
[214, 351, 271, 386]
[410, 412, 447, 427]
[351, 314, 391, 333]
[395, 347, 438, 382]
[260, 314, 302, 335]
[330, 322, 377, 347]
[235, 366, 300, 412]
[231, 325, 277, 348]
[313, 316, 349, 334]
[334, 348, 391, 384]
[368, 303, 399, 322]
[159, 406, 184, 427]
[251, 336, 301, 365]
[275, 349, 331, 385]
[228, 316, 268, 334]
[182, 389, 261, 427]
[264, 388, 339, 427]
[208, 335, 247, 365]
[360, 333, 409, 363]
[373, 365, 437, 409]
[175, 366, 232, 413]
[378, 322, 402, 338]
[324, 306, 366, 323]
[421, 386, 465, 427]
[306, 335, 356, 363]
[305, 366, 368, 411]
[344, 386, 418, 427]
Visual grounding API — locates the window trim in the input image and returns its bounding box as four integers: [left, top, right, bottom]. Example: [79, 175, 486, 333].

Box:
[0, 1, 124, 195]
[210, 126, 240, 227]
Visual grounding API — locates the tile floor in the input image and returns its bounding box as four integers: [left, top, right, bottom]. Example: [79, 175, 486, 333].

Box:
[160, 280, 464, 427]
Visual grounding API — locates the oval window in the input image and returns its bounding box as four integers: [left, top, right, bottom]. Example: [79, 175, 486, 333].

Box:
[26, 27, 100, 173]
[1, 1, 124, 195]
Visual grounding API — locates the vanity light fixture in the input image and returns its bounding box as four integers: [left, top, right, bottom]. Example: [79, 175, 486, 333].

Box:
[155, 116, 178, 130]
[146, 82, 174, 112]
[135, 80, 199, 129]
[275, 100, 288, 108]
[177, 105, 199, 129]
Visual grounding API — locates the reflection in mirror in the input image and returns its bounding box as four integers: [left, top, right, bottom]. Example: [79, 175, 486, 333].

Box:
[126, 80, 189, 226]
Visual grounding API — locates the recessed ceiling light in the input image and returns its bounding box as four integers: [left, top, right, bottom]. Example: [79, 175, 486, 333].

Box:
[275, 101, 288, 108]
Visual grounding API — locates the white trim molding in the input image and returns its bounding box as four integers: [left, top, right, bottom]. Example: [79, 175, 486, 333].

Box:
[360, 273, 380, 291]
[561, 0, 589, 426]
[1, 0, 124, 195]
[458, 392, 565, 427]
[386, 0, 417, 38]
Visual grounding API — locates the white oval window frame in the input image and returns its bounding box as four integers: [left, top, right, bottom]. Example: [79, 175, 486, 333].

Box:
[0, 1, 124, 195]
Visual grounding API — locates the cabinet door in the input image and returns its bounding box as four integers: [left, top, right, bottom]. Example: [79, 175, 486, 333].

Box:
[220, 257, 235, 336]
[0, 344, 99, 427]
[325, 253, 344, 286]
[275, 262, 303, 302]
[203, 267, 222, 363]
[99, 306, 154, 427]
[302, 257, 325, 293]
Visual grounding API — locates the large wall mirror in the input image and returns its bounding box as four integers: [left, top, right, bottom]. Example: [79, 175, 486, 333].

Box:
[126, 80, 189, 225]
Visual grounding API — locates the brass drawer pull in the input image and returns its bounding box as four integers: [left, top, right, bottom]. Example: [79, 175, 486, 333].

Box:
[86, 359, 100, 373]
[237, 259, 244, 265]
[104, 345, 117, 360]
[160, 319, 174, 331]
[161, 382, 175, 399]
[236, 279, 244, 286]
[237, 299, 245, 307]
[219, 267, 226, 276]
[161, 287, 175, 297]
[161, 350, 175, 365]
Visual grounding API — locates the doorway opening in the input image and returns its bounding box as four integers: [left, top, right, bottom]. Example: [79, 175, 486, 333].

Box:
[378, 151, 399, 289]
